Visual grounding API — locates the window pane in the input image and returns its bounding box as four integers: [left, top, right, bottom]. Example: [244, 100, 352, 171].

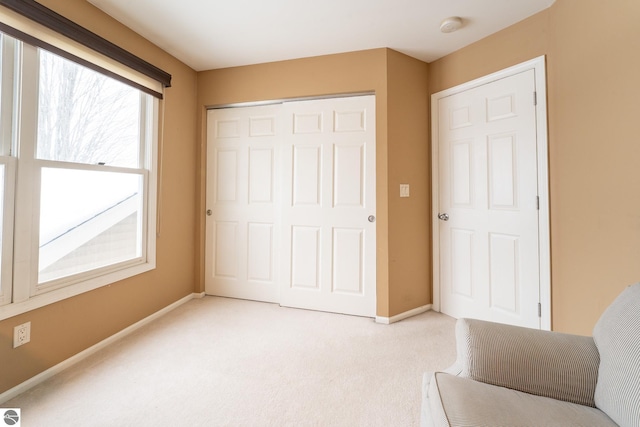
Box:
[0, 164, 4, 303]
[37, 50, 141, 168]
[0, 33, 3, 120]
[39, 168, 143, 283]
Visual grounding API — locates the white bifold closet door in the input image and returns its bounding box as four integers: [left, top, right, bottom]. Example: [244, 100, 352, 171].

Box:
[205, 95, 376, 317]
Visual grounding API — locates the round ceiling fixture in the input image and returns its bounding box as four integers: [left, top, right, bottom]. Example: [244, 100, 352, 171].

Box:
[440, 17, 463, 33]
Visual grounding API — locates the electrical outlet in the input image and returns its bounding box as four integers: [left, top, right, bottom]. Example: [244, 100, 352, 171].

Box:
[13, 321, 31, 348]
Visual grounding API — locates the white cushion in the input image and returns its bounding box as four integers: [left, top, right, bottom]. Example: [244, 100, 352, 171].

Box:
[429, 373, 617, 427]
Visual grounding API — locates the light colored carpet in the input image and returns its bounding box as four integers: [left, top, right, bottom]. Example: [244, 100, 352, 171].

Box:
[4, 296, 456, 426]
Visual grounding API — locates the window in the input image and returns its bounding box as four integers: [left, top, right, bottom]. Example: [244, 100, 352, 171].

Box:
[34, 51, 148, 289]
[0, 29, 159, 319]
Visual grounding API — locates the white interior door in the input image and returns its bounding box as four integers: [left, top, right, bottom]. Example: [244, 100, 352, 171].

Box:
[279, 95, 376, 317]
[436, 69, 543, 329]
[205, 105, 281, 302]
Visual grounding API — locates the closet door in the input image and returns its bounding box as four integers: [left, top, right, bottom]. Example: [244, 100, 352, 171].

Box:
[205, 105, 281, 302]
[205, 95, 376, 317]
[279, 95, 376, 317]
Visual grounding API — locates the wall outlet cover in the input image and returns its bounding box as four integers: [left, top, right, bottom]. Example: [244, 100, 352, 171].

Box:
[13, 321, 31, 348]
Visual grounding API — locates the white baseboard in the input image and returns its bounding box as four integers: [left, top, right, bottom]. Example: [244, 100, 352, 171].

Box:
[375, 304, 432, 324]
[0, 292, 202, 405]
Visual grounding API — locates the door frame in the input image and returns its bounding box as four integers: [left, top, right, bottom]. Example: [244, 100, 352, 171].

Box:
[431, 56, 551, 330]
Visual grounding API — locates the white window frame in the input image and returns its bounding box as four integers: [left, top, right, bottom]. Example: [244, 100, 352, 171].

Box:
[0, 158, 16, 307]
[0, 33, 17, 308]
[0, 38, 159, 321]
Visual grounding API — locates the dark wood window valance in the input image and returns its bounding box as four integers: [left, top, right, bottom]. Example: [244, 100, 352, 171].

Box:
[0, 0, 171, 94]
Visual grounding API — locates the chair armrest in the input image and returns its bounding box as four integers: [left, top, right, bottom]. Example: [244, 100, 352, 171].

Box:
[453, 318, 599, 407]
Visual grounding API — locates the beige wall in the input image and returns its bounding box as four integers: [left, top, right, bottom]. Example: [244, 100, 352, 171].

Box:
[386, 51, 431, 314]
[196, 48, 431, 318]
[429, 0, 640, 335]
[0, 0, 198, 394]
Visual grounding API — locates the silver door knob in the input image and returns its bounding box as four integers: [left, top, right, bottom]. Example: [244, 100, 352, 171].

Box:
[206, 209, 213, 216]
[368, 215, 376, 223]
[438, 213, 449, 221]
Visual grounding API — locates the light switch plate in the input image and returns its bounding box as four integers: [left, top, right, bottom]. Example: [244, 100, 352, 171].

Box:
[400, 184, 410, 198]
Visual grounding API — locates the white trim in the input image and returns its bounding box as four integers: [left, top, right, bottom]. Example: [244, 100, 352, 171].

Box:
[0, 292, 201, 405]
[532, 62, 551, 331]
[431, 56, 551, 330]
[0, 159, 16, 307]
[375, 304, 432, 324]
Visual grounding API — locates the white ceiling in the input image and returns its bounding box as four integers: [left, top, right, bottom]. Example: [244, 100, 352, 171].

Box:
[87, 0, 555, 72]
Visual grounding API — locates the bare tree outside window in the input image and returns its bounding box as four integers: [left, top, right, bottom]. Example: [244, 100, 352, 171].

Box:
[37, 50, 141, 168]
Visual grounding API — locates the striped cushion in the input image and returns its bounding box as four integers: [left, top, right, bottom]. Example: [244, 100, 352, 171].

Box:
[456, 318, 600, 406]
[593, 283, 640, 427]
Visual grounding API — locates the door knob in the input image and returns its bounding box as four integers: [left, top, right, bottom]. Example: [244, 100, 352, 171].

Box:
[206, 209, 213, 216]
[438, 213, 449, 221]
[368, 215, 376, 223]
